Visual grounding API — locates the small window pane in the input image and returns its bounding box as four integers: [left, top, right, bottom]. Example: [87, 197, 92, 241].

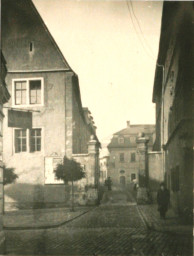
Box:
[15, 82, 21, 90]
[15, 130, 20, 137]
[37, 144, 41, 151]
[15, 81, 27, 105]
[15, 91, 21, 105]
[31, 130, 35, 136]
[21, 91, 26, 104]
[30, 96, 36, 104]
[36, 129, 41, 136]
[21, 82, 26, 89]
[30, 80, 41, 104]
[21, 129, 26, 136]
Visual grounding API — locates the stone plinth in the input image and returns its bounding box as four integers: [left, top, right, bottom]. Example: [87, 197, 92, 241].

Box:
[136, 133, 150, 204]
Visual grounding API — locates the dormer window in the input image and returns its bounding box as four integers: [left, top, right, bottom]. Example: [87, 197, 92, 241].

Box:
[118, 137, 124, 144]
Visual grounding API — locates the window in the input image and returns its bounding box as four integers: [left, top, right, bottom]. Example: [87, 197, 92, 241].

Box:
[120, 153, 124, 162]
[14, 128, 42, 153]
[120, 170, 125, 174]
[13, 78, 43, 106]
[131, 173, 136, 181]
[118, 137, 124, 144]
[15, 81, 27, 105]
[131, 152, 136, 162]
[30, 129, 41, 152]
[15, 129, 27, 153]
[30, 80, 41, 104]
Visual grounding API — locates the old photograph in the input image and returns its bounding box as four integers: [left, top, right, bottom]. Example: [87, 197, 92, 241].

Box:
[0, 0, 193, 255]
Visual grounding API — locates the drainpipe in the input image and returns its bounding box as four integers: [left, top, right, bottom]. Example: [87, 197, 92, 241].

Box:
[157, 63, 165, 180]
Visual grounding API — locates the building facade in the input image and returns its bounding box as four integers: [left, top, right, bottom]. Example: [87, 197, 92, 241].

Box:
[152, 2, 193, 219]
[107, 121, 155, 188]
[0, 52, 10, 252]
[99, 156, 109, 184]
[2, 0, 100, 209]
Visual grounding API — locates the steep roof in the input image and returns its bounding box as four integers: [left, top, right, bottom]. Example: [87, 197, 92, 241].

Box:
[2, 0, 72, 72]
[114, 125, 155, 135]
[108, 125, 155, 149]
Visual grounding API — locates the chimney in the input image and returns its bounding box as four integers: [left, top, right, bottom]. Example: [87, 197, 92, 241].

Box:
[127, 121, 130, 128]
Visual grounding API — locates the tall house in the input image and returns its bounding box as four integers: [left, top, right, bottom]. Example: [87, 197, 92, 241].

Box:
[107, 122, 155, 188]
[2, 0, 100, 209]
[152, 2, 193, 218]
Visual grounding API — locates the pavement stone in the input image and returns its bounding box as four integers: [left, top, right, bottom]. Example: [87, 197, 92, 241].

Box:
[138, 204, 193, 235]
[4, 207, 92, 229]
[4, 204, 193, 256]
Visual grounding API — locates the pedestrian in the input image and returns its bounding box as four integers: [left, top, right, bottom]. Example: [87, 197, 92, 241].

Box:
[105, 177, 112, 191]
[157, 182, 170, 219]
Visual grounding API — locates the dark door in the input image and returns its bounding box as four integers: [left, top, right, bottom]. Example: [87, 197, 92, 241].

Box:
[120, 176, 126, 186]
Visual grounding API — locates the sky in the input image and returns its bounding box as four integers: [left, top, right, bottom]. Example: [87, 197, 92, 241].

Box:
[33, 0, 163, 141]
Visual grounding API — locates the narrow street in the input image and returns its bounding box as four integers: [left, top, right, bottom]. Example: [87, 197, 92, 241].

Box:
[5, 192, 192, 256]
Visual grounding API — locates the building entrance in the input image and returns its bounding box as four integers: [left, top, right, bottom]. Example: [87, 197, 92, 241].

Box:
[120, 176, 126, 186]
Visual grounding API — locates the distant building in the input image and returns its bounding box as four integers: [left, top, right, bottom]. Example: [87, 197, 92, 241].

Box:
[2, 0, 100, 209]
[99, 156, 109, 184]
[0, 52, 10, 252]
[152, 2, 193, 218]
[107, 121, 155, 188]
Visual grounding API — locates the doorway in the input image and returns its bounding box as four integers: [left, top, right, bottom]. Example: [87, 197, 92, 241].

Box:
[120, 176, 126, 186]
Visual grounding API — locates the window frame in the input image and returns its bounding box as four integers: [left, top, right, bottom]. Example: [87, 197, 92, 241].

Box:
[29, 128, 42, 153]
[131, 152, 136, 162]
[14, 128, 27, 153]
[119, 152, 125, 162]
[12, 77, 44, 107]
[13, 127, 43, 154]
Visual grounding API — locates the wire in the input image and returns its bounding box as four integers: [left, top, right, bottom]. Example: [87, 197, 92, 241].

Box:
[129, 0, 155, 57]
[125, 0, 156, 61]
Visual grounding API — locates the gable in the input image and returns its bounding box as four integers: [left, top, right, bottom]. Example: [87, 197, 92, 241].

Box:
[2, 0, 71, 72]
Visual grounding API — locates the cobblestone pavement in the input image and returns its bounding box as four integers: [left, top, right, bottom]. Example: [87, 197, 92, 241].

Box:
[5, 205, 193, 256]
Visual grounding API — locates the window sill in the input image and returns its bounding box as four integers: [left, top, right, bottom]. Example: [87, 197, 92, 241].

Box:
[12, 104, 44, 108]
[14, 151, 43, 155]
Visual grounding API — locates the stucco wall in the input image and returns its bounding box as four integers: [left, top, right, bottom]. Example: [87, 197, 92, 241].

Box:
[108, 148, 139, 187]
[165, 122, 193, 215]
[3, 71, 66, 180]
[72, 78, 92, 155]
[3, 71, 68, 208]
[148, 152, 163, 201]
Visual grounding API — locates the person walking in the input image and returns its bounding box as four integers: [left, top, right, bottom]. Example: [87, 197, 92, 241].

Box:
[105, 177, 112, 191]
[157, 182, 170, 219]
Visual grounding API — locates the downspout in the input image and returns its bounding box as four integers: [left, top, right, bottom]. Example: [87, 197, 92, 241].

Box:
[157, 63, 165, 180]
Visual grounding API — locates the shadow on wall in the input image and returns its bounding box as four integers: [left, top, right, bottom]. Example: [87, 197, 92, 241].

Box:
[5, 183, 71, 210]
